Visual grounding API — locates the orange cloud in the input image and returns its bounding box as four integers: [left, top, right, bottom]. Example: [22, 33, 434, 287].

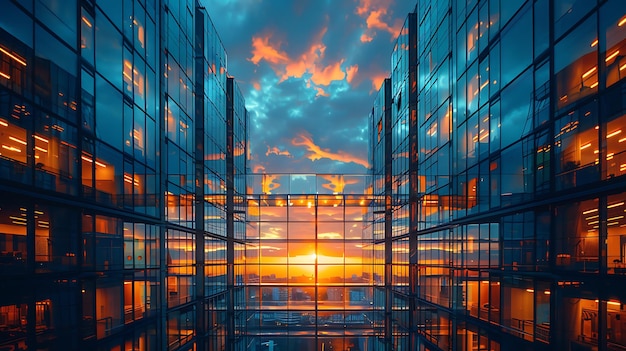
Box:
[356, 0, 403, 40]
[370, 72, 388, 92]
[252, 164, 266, 173]
[252, 81, 261, 90]
[346, 65, 358, 84]
[320, 175, 360, 193]
[262, 174, 281, 194]
[266, 145, 292, 158]
[248, 28, 357, 93]
[315, 87, 329, 97]
[360, 33, 374, 43]
[206, 153, 225, 161]
[234, 141, 246, 157]
[249, 35, 289, 65]
[291, 133, 369, 169]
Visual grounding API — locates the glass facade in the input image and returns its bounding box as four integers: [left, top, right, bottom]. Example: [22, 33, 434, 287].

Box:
[0, 1, 246, 350]
[242, 174, 384, 350]
[370, 0, 626, 350]
[3, 0, 626, 350]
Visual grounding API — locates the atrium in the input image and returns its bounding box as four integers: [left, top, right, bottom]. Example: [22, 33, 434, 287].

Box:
[1, 0, 626, 351]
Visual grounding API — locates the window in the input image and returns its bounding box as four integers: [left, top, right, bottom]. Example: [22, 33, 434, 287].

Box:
[555, 16, 598, 110]
[602, 1, 626, 88]
[554, 101, 599, 189]
[80, 8, 94, 65]
[554, 198, 599, 272]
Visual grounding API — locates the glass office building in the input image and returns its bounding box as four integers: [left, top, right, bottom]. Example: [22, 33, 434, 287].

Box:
[3, 0, 626, 350]
[0, 1, 247, 350]
[371, 0, 626, 350]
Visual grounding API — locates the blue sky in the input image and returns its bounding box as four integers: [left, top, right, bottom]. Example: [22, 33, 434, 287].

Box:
[208, 0, 414, 173]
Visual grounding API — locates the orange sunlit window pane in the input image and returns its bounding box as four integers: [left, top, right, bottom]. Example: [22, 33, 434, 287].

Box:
[606, 113, 626, 178]
[0, 119, 27, 163]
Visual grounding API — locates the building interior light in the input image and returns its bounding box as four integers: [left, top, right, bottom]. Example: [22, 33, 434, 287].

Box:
[34, 136, 49, 145]
[619, 16, 626, 27]
[580, 142, 592, 150]
[0, 71, 10, 80]
[8, 136, 26, 145]
[591, 39, 598, 47]
[81, 16, 92, 27]
[526, 289, 534, 293]
[608, 202, 624, 209]
[582, 67, 597, 79]
[0, 47, 27, 66]
[607, 130, 622, 138]
[583, 208, 598, 215]
[606, 50, 620, 62]
[2, 145, 21, 152]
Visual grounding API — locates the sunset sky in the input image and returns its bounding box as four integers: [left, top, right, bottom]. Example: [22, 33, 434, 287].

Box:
[209, 0, 414, 174]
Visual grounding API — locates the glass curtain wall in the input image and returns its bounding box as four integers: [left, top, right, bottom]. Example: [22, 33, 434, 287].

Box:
[0, 1, 244, 350]
[371, 1, 626, 350]
[243, 174, 383, 350]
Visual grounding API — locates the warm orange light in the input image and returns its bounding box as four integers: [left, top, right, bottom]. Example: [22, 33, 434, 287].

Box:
[590, 81, 598, 89]
[619, 16, 626, 27]
[526, 289, 534, 293]
[0, 71, 10, 79]
[2, 145, 21, 152]
[34, 135, 49, 143]
[608, 130, 622, 138]
[0, 120, 7, 127]
[81, 16, 92, 27]
[580, 142, 592, 150]
[606, 50, 620, 62]
[591, 39, 598, 47]
[0, 47, 26, 66]
[582, 66, 597, 79]
[479, 80, 489, 91]
[608, 202, 624, 209]
[9, 136, 26, 145]
[582, 208, 598, 214]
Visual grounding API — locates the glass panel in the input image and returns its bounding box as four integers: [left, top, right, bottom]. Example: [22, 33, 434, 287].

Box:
[602, 0, 626, 88]
[554, 198, 599, 272]
[35, 0, 77, 48]
[555, 16, 598, 110]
